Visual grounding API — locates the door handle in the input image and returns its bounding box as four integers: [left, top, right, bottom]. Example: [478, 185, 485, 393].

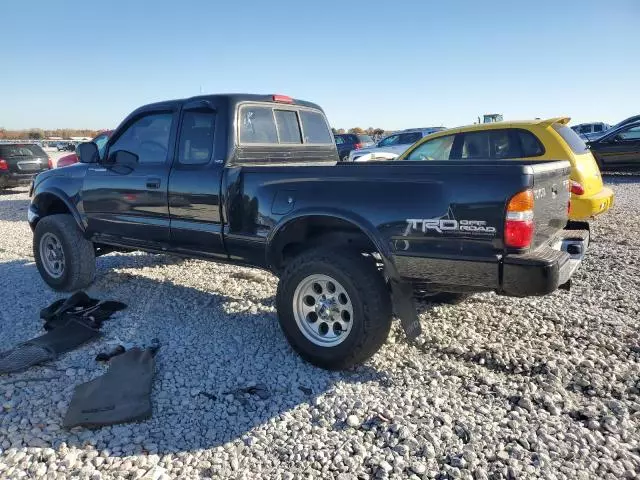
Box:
[146, 178, 161, 189]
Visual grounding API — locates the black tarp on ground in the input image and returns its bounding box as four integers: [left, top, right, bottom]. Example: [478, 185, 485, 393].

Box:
[63, 347, 155, 429]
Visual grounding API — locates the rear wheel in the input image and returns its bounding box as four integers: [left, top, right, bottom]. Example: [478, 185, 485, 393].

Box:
[33, 214, 96, 292]
[276, 248, 392, 370]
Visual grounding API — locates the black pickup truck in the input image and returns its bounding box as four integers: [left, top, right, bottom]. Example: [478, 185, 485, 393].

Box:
[28, 94, 589, 369]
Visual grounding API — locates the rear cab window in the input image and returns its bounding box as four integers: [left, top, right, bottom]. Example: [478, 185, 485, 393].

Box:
[238, 104, 333, 145]
[553, 124, 589, 154]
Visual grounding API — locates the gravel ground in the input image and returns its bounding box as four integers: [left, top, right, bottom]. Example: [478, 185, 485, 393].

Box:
[0, 176, 639, 480]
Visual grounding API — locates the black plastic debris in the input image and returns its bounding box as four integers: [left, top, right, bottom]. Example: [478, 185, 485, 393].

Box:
[0, 293, 126, 375]
[63, 347, 156, 429]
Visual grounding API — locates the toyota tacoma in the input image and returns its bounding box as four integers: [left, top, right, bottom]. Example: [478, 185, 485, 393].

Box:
[28, 94, 589, 369]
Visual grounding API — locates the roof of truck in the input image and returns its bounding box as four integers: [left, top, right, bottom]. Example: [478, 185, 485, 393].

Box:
[132, 94, 324, 113]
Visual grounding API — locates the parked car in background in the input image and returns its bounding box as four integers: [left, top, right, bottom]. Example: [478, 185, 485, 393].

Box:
[334, 133, 375, 161]
[56, 131, 112, 168]
[587, 121, 640, 170]
[610, 114, 640, 130]
[56, 142, 75, 152]
[571, 122, 611, 141]
[0, 143, 51, 189]
[396, 117, 614, 221]
[348, 127, 446, 161]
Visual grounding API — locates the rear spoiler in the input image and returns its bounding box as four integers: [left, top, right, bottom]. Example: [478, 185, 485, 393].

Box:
[538, 117, 571, 127]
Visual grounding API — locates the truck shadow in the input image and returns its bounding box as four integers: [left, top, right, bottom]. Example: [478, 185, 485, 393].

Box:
[0, 255, 389, 458]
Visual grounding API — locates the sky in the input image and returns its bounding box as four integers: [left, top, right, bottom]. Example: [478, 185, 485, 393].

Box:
[1, 0, 639, 131]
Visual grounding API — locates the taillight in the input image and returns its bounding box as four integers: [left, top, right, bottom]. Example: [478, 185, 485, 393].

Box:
[570, 180, 584, 195]
[47, 158, 53, 169]
[505, 189, 534, 248]
[353, 143, 363, 150]
[0, 159, 7, 171]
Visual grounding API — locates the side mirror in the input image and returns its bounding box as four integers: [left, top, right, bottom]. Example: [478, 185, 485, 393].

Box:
[106, 150, 139, 167]
[77, 142, 99, 164]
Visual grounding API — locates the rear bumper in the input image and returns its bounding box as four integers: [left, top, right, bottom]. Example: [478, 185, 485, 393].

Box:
[0, 171, 41, 187]
[501, 228, 589, 296]
[570, 187, 614, 220]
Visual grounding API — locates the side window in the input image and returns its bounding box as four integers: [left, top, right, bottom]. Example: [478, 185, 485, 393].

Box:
[178, 110, 215, 165]
[398, 132, 422, 144]
[405, 135, 454, 161]
[490, 130, 522, 159]
[334, 136, 345, 145]
[460, 131, 490, 159]
[239, 106, 278, 144]
[299, 110, 333, 144]
[109, 113, 173, 164]
[274, 110, 302, 144]
[593, 124, 603, 132]
[378, 135, 399, 147]
[618, 125, 640, 141]
[517, 130, 545, 157]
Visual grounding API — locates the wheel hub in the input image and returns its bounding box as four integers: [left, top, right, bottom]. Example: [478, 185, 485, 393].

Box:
[293, 274, 354, 347]
[39, 232, 66, 279]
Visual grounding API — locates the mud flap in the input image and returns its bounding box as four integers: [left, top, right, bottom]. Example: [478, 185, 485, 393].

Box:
[390, 279, 421, 340]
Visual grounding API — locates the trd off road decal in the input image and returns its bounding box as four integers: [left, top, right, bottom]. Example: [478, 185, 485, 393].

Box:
[404, 208, 497, 237]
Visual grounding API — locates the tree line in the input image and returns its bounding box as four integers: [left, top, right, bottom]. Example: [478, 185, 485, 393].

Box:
[331, 127, 388, 136]
[0, 128, 103, 140]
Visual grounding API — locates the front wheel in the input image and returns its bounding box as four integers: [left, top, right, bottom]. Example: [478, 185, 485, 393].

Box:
[276, 248, 392, 370]
[33, 214, 96, 292]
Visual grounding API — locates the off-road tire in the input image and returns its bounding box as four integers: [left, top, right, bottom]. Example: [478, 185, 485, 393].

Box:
[33, 214, 96, 292]
[276, 248, 392, 370]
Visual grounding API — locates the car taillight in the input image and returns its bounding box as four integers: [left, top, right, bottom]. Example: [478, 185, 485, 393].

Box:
[505, 189, 534, 249]
[570, 180, 584, 195]
[0, 159, 7, 171]
[353, 143, 363, 150]
[47, 158, 53, 169]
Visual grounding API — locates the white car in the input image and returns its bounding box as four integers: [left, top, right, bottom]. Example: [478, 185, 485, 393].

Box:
[571, 122, 611, 141]
[348, 128, 446, 161]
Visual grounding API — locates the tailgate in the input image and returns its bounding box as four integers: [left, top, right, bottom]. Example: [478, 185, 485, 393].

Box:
[529, 161, 571, 249]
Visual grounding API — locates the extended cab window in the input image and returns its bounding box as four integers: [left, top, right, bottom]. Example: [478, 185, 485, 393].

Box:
[109, 113, 173, 164]
[239, 106, 278, 144]
[275, 110, 302, 144]
[299, 110, 333, 144]
[178, 110, 215, 165]
[405, 135, 454, 161]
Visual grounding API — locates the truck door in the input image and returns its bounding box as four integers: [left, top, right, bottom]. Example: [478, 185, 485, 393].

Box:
[167, 104, 226, 258]
[82, 109, 176, 246]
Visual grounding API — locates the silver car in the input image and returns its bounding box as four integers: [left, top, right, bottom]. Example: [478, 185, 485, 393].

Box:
[348, 127, 446, 161]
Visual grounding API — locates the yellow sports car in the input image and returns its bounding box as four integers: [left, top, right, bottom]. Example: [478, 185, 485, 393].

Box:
[397, 117, 613, 220]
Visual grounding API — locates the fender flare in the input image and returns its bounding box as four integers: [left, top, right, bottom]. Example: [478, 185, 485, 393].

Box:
[30, 187, 86, 233]
[265, 207, 401, 280]
[266, 208, 421, 340]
